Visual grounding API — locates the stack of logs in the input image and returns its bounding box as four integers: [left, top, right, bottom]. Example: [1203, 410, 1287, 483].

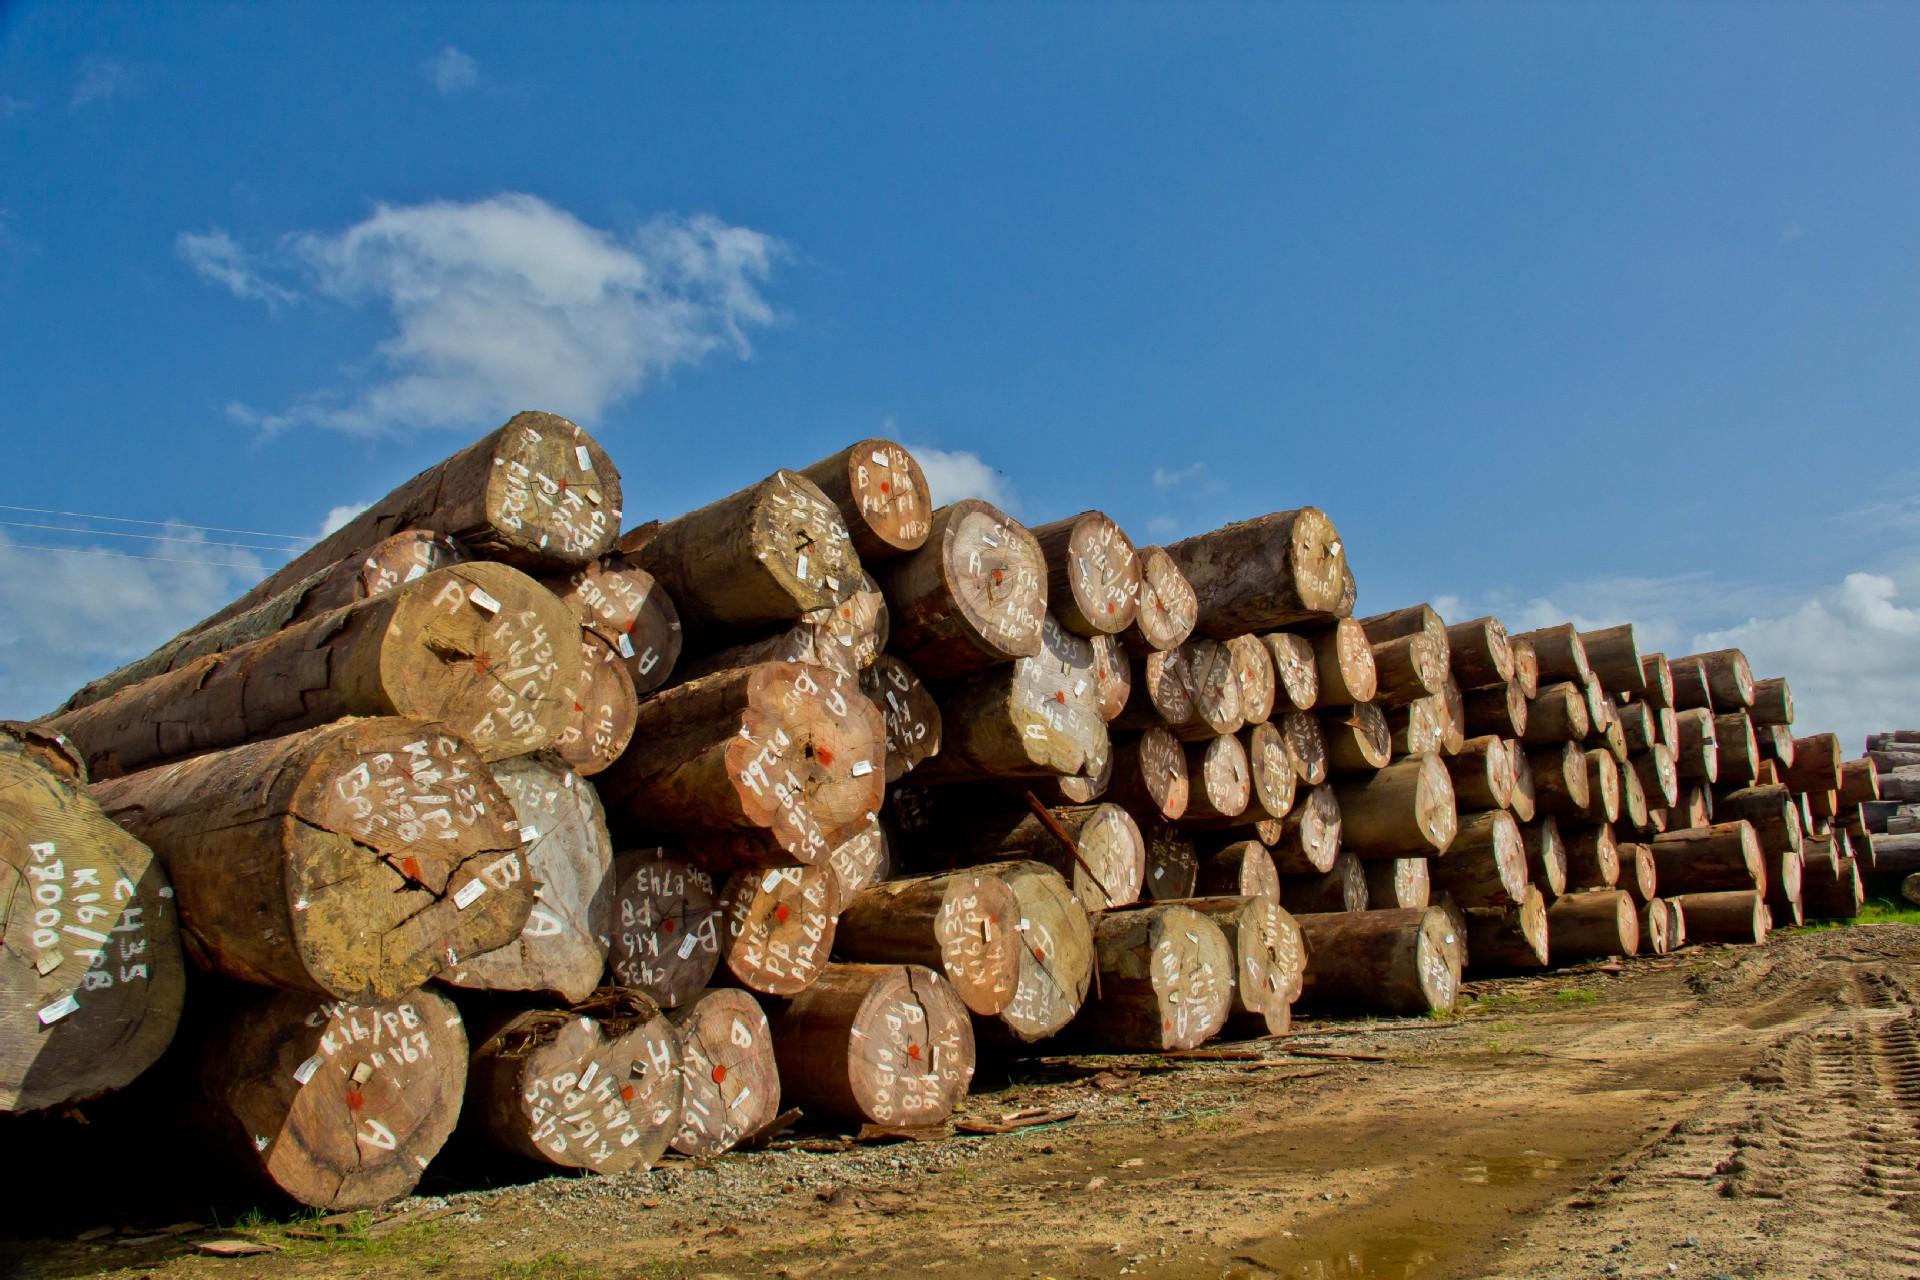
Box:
[0, 415, 1870, 1213]
[1861, 731, 1920, 901]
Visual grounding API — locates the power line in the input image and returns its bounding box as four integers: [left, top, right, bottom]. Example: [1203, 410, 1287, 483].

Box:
[1, 542, 265, 572]
[0, 503, 314, 544]
[0, 519, 296, 555]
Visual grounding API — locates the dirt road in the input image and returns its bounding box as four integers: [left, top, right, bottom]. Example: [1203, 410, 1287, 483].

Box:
[10, 922, 1920, 1280]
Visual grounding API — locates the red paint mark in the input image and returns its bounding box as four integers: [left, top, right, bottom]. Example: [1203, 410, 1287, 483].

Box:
[842, 608, 852, 620]
[1106, 602, 1116, 614]
[993, 569, 1004, 583]
[906, 1043, 921, 1061]
[1163, 1019, 1172, 1032]
[1055, 691, 1066, 703]
[1033, 948, 1046, 963]
[400, 856, 423, 882]
[573, 702, 585, 714]
[880, 481, 891, 494]
[815, 747, 835, 767]
[558, 479, 569, 494]
[711, 1064, 728, 1084]
[775, 904, 791, 924]
[345, 1089, 365, 1111]
[1097, 668, 1108, 680]
[473, 654, 492, 675]
[620, 1084, 636, 1102]
[661, 917, 676, 933]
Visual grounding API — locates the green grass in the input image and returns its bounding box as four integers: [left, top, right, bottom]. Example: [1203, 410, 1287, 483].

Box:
[1792, 899, 1920, 932]
[1554, 987, 1600, 1006]
[491, 1251, 602, 1280]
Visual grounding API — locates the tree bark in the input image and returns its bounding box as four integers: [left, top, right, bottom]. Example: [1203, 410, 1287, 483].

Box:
[91, 718, 531, 1002]
[1750, 676, 1793, 727]
[769, 963, 975, 1127]
[465, 988, 681, 1173]
[1281, 846, 1367, 913]
[1667, 890, 1769, 945]
[1577, 624, 1645, 696]
[1323, 701, 1393, 774]
[1465, 886, 1550, 972]
[1801, 857, 1864, 920]
[545, 552, 684, 695]
[1274, 784, 1343, 874]
[672, 571, 890, 683]
[1783, 732, 1844, 795]
[607, 852, 722, 1010]
[665, 987, 781, 1156]
[1522, 682, 1590, 745]
[1545, 890, 1639, 960]
[1293, 907, 1462, 1015]
[1563, 823, 1621, 890]
[1713, 785, 1802, 855]
[1334, 754, 1457, 857]
[47, 563, 583, 779]
[1430, 810, 1527, 906]
[1163, 508, 1349, 637]
[1667, 654, 1712, 713]
[1445, 616, 1514, 689]
[1513, 624, 1591, 687]
[1027, 511, 1143, 637]
[1262, 632, 1320, 711]
[1195, 839, 1281, 900]
[1364, 857, 1431, 909]
[834, 872, 1023, 1017]
[1616, 702, 1658, 755]
[1527, 742, 1592, 818]
[1462, 680, 1529, 740]
[911, 623, 1109, 782]
[1368, 633, 1447, 709]
[1105, 727, 1191, 820]
[880, 500, 1049, 677]
[1446, 736, 1515, 811]
[1638, 653, 1675, 709]
[714, 866, 837, 996]
[1713, 712, 1760, 788]
[1839, 758, 1882, 806]
[796, 438, 934, 562]
[1673, 708, 1720, 784]
[1650, 821, 1765, 895]
[1629, 744, 1679, 810]
[1682, 649, 1756, 710]
[1124, 546, 1199, 655]
[1078, 905, 1234, 1050]
[965, 860, 1095, 1043]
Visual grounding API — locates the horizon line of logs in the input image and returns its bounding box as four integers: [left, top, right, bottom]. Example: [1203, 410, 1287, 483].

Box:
[1, 415, 1877, 1214]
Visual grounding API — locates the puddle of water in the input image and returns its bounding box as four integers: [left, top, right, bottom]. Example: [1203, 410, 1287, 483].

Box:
[1457, 1150, 1570, 1186]
[1228, 1230, 1443, 1279]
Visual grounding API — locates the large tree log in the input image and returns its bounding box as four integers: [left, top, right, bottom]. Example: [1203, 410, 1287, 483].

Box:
[1783, 732, 1844, 795]
[1667, 655, 1712, 714]
[966, 861, 1095, 1043]
[1510, 638, 1540, 699]
[714, 866, 837, 996]
[1181, 734, 1252, 823]
[1125, 546, 1200, 655]
[1364, 857, 1432, 910]
[200, 986, 467, 1209]
[1368, 634, 1447, 709]
[1294, 907, 1462, 1015]
[1139, 821, 1199, 900]
[859, 654, 944, 783]
[194, 414, 620, 635]
[1462, 680, 1529, 740]
[1619, 842, 1658, 903]
[833, 871, 1022, 1016]
[911, 622, 1108, 782]
[634, 470, 860, 631]
[1619, 763, 1650, 831]
[545, 553, 684, 695]
[1546, 890, 1639, 960]
[665, 988, 780, 1156]
[1513, 625, 1591, 686]
[1801, 856, 1865, 920]
[607, 852, 722, 1009]
[48, 563, 582, 779]
[1325, 702, 1394, 775]
[1446, 736, 1515, 811]
[1445, 616, 1513, 689]
[672, 572, 889, 683]
[1639, 896, 1673, 954]
[1577, 624, 1644, 696]
[1630, 744, 1679, 810]
[1673, 708, 1720, 784]
[1357, 603, 1449, 656]
[1465, 887, 1549, 972]
[1527, 742, 1592, 818]
[1281, 847, 1367, 913]
[1116, 639, 1244, 741]
[1300, 619, 1379, 707]
[1027, 511, 1143, 637]
[1616, 702, 1658, 755]
[1164, 509, 1348, 637]
[1839, 758, 1882, 806]
[769, 963, 975, 1126]
[900, 798, 1146, 912]
[1192, 720, 1300, 828]
[1763, 840, 1804, 926]
[465, 988, 681, 1174]
[1563, 823, 1621, 891]
[796, 438, 934, 562]
[442, 753, 612, 1002]
[1, 726, 185, 1113]
[1683, 649, 1756, 710]
[59, 531, 470, 714]
[1176, 896, 1300, 1035]
[1585, 749, 1622, 824]
[881, 500, 1048, 677]
[90, 719, 530, 1001]
[1226, 634, 1278, 725]
[1280, 709, 1331, 787]
[552, 632, 640, 777]
[1509, 744, 1538, 822]
[1668, 890, 1769, 945]
[824, 817, 892, 909]
[1521, 682, 1590, 745]
[1077, 905, 1233, 1050]
[1522, 817, 1569, 897]
[1274, 784, 1343, 874]
[1650, 821, 1765, 895]
[1750, 676, 1794, 727]
[1638, 653, 1675, 709]
[1714, 785, 1802, 855]
[1388, 695, 1449, 758]
[597, 662, 885, 867]
[1106, 727, 1191, 820]
[1335, 754, 1457, 857]
[1677, 784, 1714, 829]
[1262, 632, 1320, 712]
[1195, 839, 1281, 900]
[1431, 810, 1528, 907]
[1712, 712, 1760, 788]
[1088, 634, 1133, 722]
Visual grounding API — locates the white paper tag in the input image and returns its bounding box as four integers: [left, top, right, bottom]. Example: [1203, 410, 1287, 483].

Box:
[454, 879, 488, 910]
[616, 632, 635, 658]
[404, 563, 428, 583]
[824, 575, 839, 592]
[796, 554, 810, 581]
[734, 1086, 752, 1106]
[851, 759, 874, 777]
[351, 1061, 374, 1084]
[37, 995, 79, 1025]
[576, 445, 593, 470]
[469, 588, 501, 614]
[871, 449, 890, 467]
[761, 870, 786, 893]
[982, 532, 1000, 548]
[1153, 867, 1164, 879]
[34, 951, 62, 976]
[677, 933, 699, 960]
[521, 826, 539, 843]
[293, 1054, 324, 1085]
[1018, 917, 1031, 932]
[886, 690, 902, 712]
[578, 1060, 600, 1090]
[1074, 679, 1087, 697]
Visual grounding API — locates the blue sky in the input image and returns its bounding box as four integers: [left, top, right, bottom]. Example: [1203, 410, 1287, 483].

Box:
[2, 3, 1917, 743]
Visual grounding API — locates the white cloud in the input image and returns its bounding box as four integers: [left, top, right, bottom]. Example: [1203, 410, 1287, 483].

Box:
[0, 531, 266, 720]
[1152, 462, 1210, 491]
[424, 46, 479, 96]
[70, 59, 131, 110]
[908, 445, 1016, 513]
[177, 228, 296, 306]
[192, 193, 782, 434]
[319, 503, 371, 537]
[0, 94, 30, 119]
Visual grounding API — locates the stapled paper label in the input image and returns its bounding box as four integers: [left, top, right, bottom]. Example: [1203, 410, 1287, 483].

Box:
[761, 870, 786, 893]
[851, 759, 874, 777]
[37, 995, 79, 1025]
[404, 563, 428, 583]
[454, 879, 488, 910]
[578, 1060, 600, 1090]
[617, 633, 635, 658]
[576, 445, 593, 470]
[677, 933, 699, 960]
[521, 826, 539, 843]
[795, 554, 810, 581]
[871, 449, 890, 467]
[293, 1054, 324, 1085]
[469, 588, 502, 614]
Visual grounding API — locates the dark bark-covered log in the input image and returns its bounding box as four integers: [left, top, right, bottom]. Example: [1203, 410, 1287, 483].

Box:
[1447, 736, 1515, 811]
[1335, 753, 1457, 857]
[1510, 638, 1540, 699]
[859, 654, 943, 783]
[1528, 742, 1592, 818]
[796, 437, 934, 562]
[1763, 840, 1804, 925]
[607, 852, 722, 1010]
[714, 866, 837, 996]
[1619, 761, 1650, 831]
[672, 572, 889, 683]
[921, 801, 1146, 912]
[1619, 842, 1657, 904]
[1368, 634, 1447, 709]
[1140, 824, 1200, 900]
[598, 662, 885, 867]
[1195, 839, 1281, 900]
[91, 719, 529, 1001]
[1281, 709, 1330, 785]
[1105, 727, 1190, 820]
[1585, 750, 1622, 824]
[665, 988, 780, 1156]
[1546, 890, 1639, 960]
[770, 963, 975, 1126]
[1274, 784, 1343, 874]
[442, 753, 612, 1002]
[1226, 634, 1278, 725]
[1294, 907, 1462, 1015]
[1, 728, 185, 1113]
[1802, 856, 1865, 920]
[1509, 745, 1538, 822]
[1522, 816, 1569, 898]
[1514, 625, 1591, 686]
[552, 632, 640, 777]
[1668, 890, 1769, 945]
[60, 531, 471, 714]
[196, 415, 620, 636]
[837, 875, 1029, 1013]
[1176, 896, 1300, 1035]
[546, 553, 684, 695]
[1431, 810, 1527, 907]
[1387, 695, 1448, 758]
[1638, 653, 1675, 709]
[880, 500, 1048, 677]
[1115, 639, 1244, 741]
[635, 470, 860, 631]
[1668, 655, 1712, 713]
[48, 563, 583, 779]
[1630, 744, 1679, 810]
[200, 986, 466, 1210]
[966, 860, 1095, 1043]
[912, 620, 1109, 782]
[1078, 905, 1233, 1050]
[1445, 616, 1513, 689]
[1783, 732, 1844, 795]
[1617, 702, 1658, 755]
[1182, 734, 1252, 823]
[1577, 624, 1644, 696]
[1521, 682, 1589, 745]
[1750, 676, 1793, 727]
[1714, 785, 1802, 855]
[1640, 896, 1673, 954]
[1301, 618, 1379, 706]
[1712, 712, 1760, 789]
[1164, 509, 1349, 638]
[1663, 897, 1688, 948]
[1839, 758, 1882, 806]
[465, 988, 681, 1173]
[1027, 511, 1143, 637]
[1465, 887, 1549, 972]
[1678, 784, 1715, 829]
[1262, 632, 1319, 711]
[1650, 821, 1764, 895]
[1325, 702, 1393, 774]
[1364, 857, 1432, 910]
[1686, 649, 1756, 710]
[1461, 680, 1529, 740]
[1281, 846, 1367, 913]
[1357, 603, 1449, 654]
[824, 818, 892, 910]
[1125, 546, 1199, 655]
[1563, 823, 1621, 891]
[1673, 708, 1720, 784]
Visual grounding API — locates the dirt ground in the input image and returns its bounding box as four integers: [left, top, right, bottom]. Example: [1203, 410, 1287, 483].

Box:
[9, 921, 1920, 1280]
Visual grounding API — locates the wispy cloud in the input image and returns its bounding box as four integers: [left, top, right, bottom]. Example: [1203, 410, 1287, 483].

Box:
[181, 193, 783, 434]
[0, 94, 30, 119]
[319, 503, 371, 537]
[1152, 462, 1213, 492]
[70, 58, 132, 110]
[423, 46, 479, 96]
[907, 443, 1017, 514]
[177, 228, 297, 307]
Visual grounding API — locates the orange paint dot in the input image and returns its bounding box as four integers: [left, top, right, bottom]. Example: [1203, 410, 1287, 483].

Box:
[400, 856, 422, 882]
[907, 1043, 921, 1061]
[1163, 1020, 1172, 1032]
[573, 702, 585, 713]
[775, 904, 791, 924]
[816, 747, 835, 766]
[992, 569, 1004, 583]
[1055, 690, 1066, 703]
[473, 654, 492, 674]
[1106, 602, 1116, 614]
[842, 608, 852, 620]
[620, 1084, 636, 1102]
[712, 1064, 728, 1084]
[1033, 948, 1046, 962]
[345, 1089, 365, 1110]
[880, 481, 891, 494]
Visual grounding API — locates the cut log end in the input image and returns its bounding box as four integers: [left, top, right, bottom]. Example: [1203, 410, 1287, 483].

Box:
[666, 988, 781, 1156]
